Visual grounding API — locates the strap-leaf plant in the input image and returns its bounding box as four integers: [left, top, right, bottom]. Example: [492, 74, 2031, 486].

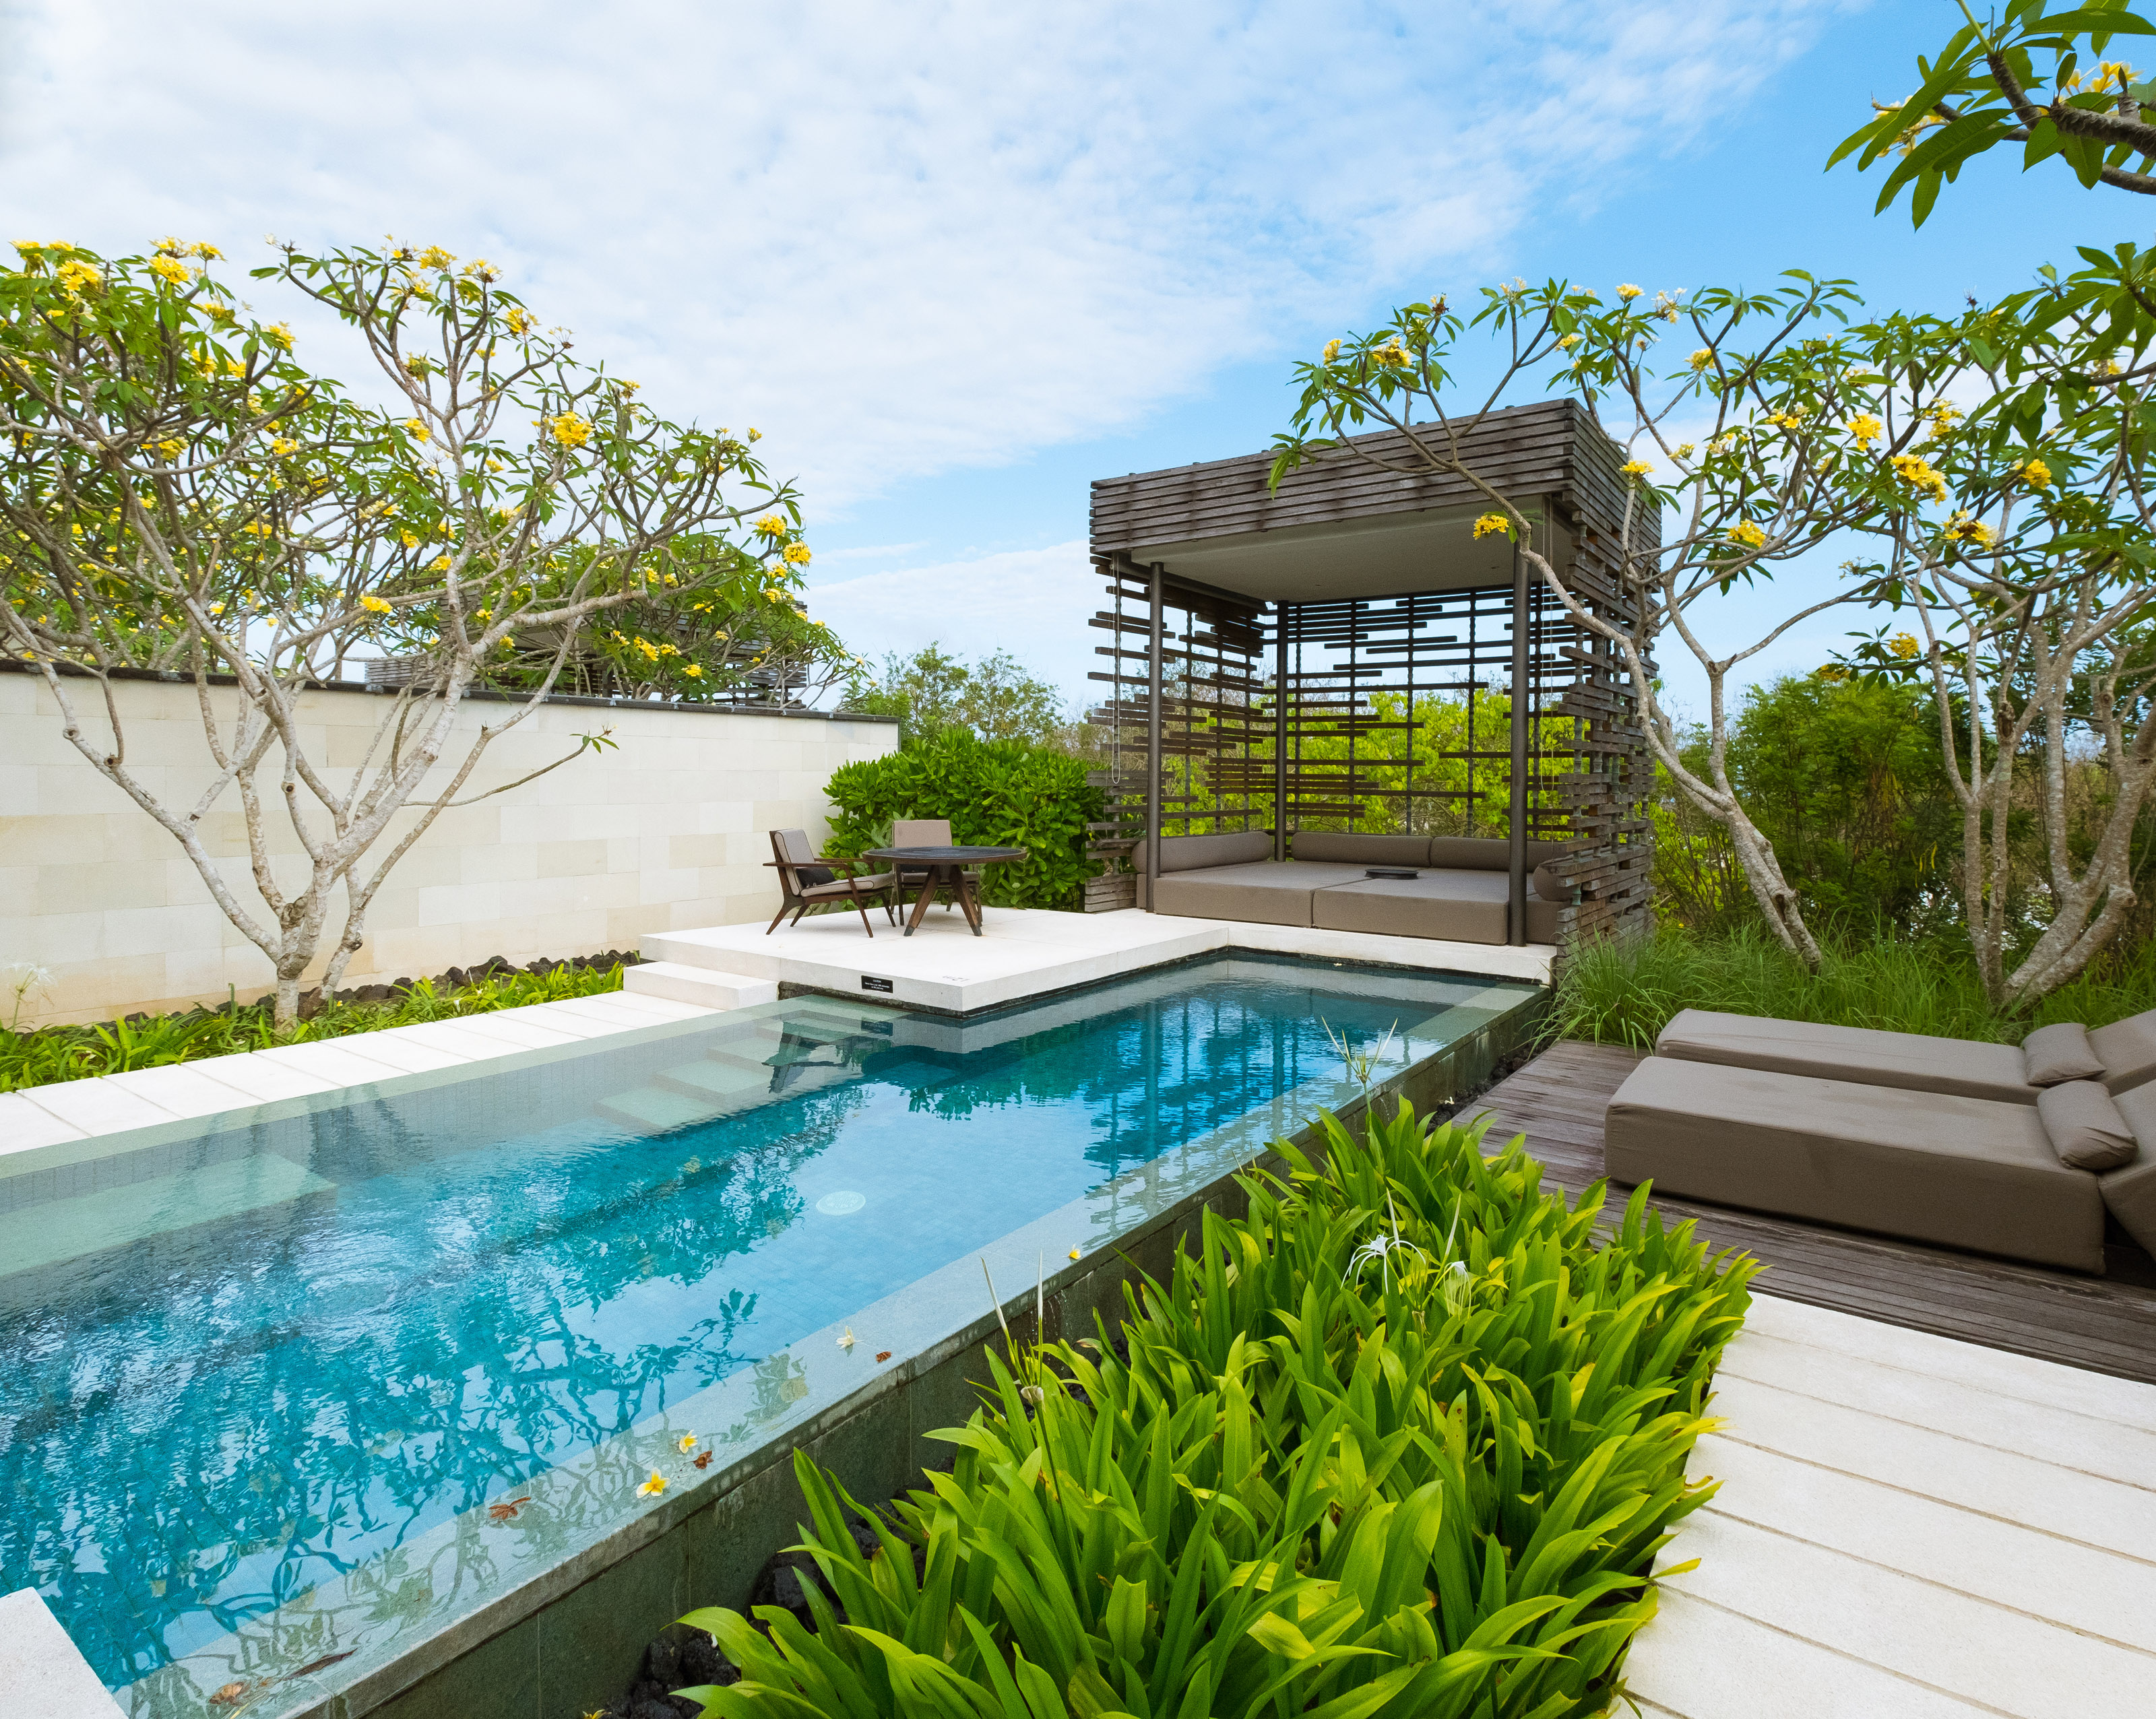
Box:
[678, 1099, 1756, 1718]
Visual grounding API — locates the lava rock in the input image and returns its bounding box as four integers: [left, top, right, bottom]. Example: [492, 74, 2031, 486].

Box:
[678, 1633, 732, 1687]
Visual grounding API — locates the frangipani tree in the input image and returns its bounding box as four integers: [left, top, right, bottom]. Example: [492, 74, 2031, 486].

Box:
[0, 237, 815, 1025]
[1839, 296, 2156, 1006]
[1270, 275, 1960, 968]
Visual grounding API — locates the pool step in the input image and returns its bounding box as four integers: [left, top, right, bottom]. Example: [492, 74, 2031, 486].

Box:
[623, 961, 778, 1011]
[596, 1036, 877, 1136]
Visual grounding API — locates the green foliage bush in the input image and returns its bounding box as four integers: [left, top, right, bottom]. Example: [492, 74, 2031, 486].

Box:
[1550, 926, 2156, 1050]
[681, 1099, 1755, 1718]
[824, 732, 1104, 911]
[0, 962, 627, 1093]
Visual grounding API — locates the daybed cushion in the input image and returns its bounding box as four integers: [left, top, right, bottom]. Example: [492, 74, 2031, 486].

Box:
[1151, 860, 1367, 926]
[1158, 831, 1273, 873]
[1308, 872, 1560, 945]
[1532, 861, 1568, 903]
[1653, 1008, 2036, 1105]
[1604, 1056, 2105, 1272]
[1288, 831, 1433, 868]
[2088, 1008, 2156, 1095]
[1425, 837, 1568, 871]
[2021, 1022, 2106, 1087]
[2035, 1080, 2138, 1171]
[2102, 1082, 2156, 1256]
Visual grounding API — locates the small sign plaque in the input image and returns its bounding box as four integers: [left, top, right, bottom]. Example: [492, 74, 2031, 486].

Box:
[861, 975, 894, 994]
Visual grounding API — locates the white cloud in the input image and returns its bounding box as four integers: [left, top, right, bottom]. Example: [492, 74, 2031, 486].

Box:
[806, 540, 1100, 703]
[2, 0, 1847, 517]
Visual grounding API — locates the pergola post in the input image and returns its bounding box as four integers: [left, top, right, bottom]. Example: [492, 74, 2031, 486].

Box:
[1145, 559, 1164, 910]
[1273, 610, 1288, 862]
[1507, 536, 1529, 946]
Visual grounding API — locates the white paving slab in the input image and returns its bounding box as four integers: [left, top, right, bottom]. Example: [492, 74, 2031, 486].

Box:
[645, 905, 1551, 1014]
[13, 1074, 185, 1137]
[248, 1039, 417, 1089]
[94, 1061, 267, 1122]
[1626, 1291, 2156, 1718]
[0, 1588, 125, 1718]
[0, 1091, 89, 1155]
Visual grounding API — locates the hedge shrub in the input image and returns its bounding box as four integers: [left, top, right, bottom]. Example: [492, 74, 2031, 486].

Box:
[681, 1100, 1756, 1718]
[824, 732, 1103, 911]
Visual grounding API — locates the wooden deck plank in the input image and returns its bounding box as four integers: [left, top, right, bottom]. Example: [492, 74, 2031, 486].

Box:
[1460, 1041, 2156, 1386]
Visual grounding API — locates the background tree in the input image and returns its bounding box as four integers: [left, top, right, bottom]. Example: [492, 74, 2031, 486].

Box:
[1, 238, 810, 1024]
[1271, 274, 1956, 969]
[842, 643, 1069, 744]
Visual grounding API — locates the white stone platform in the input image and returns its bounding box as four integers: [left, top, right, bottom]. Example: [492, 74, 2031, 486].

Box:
[1626, 1293, 2156, 1718]
[643, 905, 1553, 1014]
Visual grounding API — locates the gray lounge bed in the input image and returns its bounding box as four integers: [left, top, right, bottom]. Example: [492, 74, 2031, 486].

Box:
[1148, 830, 1568, 944]
[1606, 1009, 2156, 1272]
[1653, 1007, 2156, 1104]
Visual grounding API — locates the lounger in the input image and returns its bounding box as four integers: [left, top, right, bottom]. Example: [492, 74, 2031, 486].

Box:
[1654, 1006, 2156, 1105]
[1152, 860, 1370, 926]
[1312, 871, 1560, 944]
[1605, 1056, 2108, 1272]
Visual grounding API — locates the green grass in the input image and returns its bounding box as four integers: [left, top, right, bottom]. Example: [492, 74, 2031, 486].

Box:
[0, 962, 629, 1094]
[1550, 926, 2156, 1051]
[680, 1099, 1755, 1719]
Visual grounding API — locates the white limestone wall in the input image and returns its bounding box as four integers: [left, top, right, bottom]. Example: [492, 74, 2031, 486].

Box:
[0, 668, 897, 1028]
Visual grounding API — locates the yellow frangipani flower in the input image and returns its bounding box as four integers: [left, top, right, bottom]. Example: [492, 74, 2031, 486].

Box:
[781, 542, 812, 564]
[270, 438, 298, 456]
[1620, 459, 1652, 478]
[404, 418, 431, 443]
[683, 663, 703, 678]
[1889, 632, 1920, 659]
[747, 427, 761, 441]
[1471, 513, 1513, 540]
[754, 515, 788, 537]
[548, 413, 592, 449]
[430, 554, 452, 573]
[147, 254, 192, 288]
[505, 307, 532, 336]
[1322, 338, 1342, 363]
[1617, 283, 1642, 300]
[55, 258, 101, 296]
[1557, 333, 1581, 351]
[1889, 453, 1948, 502]
[359, 594, 393, 614]
[2017, 458, 2052, 488]
[463, 258, 500, 281]
[1727, 519, 1767, 549]
[1674, 443, 1695, 459]
[418, 245, 455, 270]
[262, 322, 294, 352]
[1845, 415, 1882, 447]
[1688, 348, 1713, 371]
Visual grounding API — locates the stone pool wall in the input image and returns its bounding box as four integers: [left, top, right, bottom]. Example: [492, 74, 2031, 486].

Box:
[0, 666, 897, 1029]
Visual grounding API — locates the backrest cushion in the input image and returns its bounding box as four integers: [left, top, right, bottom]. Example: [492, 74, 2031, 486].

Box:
[2089, 1008, 2156, 1096]
[1426, 837, 1571, 872]
[1158, 830, 1274, 873]
[773, 828, 815, 865]
[891, 817, 953, 848]
[2022, 1021, 2106, 1088]
[1288, 831, 1432, 868]
[2036, 1080, 2139, 1171]
[1532, 860, 1569, 903]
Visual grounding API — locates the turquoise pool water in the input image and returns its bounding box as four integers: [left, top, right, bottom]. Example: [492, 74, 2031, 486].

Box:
[0, 952, 1529, 1693]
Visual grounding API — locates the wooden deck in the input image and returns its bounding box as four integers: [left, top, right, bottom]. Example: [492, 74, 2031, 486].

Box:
[1467, 1041, 2156, 1386]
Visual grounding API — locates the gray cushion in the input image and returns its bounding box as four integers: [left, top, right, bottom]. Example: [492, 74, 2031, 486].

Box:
[1157, 830, 1273, 874]
[1289, 831, 1432, 868]
[1653, 1008, 2036, 1105]
[2035, 1080, 2138, 1171]
[1604, 1056, 2105, 1273]
[1151, 860, 1366, 925]
[2089, 1008, 2156, 1096]
[1425, 837, 1568, 872]
[1532, 861, 1568, 903]
[2101, 1083, 2156, 1255]
[1313, 872, 1507, 944]
[2021, 1022, 2106, 1088]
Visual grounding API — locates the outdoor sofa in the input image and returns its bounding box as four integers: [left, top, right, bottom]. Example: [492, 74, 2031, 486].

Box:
[1604, 1007, 2156, 1273]
[1148, 831, 1571, 945]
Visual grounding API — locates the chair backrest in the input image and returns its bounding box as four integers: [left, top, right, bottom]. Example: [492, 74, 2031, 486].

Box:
[891, 817, 952, 848]
[771, 828, 817, 868]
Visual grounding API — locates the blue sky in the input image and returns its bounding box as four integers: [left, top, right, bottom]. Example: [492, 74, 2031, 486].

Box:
[4, 0, 2138, 717]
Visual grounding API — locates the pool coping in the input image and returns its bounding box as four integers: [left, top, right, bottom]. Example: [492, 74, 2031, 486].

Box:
[78, 978, 1550, 1718]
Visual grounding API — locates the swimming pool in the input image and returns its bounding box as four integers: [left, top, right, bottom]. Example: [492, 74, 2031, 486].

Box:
[0, 951, 1537, 1709]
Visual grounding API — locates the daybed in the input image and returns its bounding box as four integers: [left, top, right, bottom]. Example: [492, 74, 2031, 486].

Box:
[1604, 1008, 2156, 1272]
[1148, 831, 1570, 945]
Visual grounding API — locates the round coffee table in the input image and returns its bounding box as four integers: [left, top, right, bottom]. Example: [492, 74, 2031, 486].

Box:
[863, 844, 1028, 936]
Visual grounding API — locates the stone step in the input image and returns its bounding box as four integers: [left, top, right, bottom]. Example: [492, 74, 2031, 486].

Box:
[641, 930, 785, 979]
[623, 962, 778, 1011]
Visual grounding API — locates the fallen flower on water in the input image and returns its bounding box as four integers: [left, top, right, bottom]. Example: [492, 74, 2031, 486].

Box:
[837, 1326, 856, 1351]
[637, 1472, 666, 1497]
[1068, 1247, 1079, 1260]
[676, 1431, 697, 1453]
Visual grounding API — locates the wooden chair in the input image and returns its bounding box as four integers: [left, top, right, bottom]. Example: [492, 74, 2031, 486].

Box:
[889, 817, 980, 917]
[765, 829, 897, 936]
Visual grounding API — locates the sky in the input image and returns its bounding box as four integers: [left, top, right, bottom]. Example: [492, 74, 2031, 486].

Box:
[3, 0, 2143, 720]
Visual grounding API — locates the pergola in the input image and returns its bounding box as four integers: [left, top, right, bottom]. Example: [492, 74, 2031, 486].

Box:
[1084, 398, 1654, 946]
